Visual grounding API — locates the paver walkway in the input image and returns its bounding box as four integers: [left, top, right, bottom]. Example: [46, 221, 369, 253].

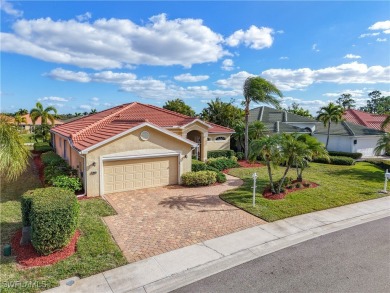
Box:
[103, 175, 265, 262]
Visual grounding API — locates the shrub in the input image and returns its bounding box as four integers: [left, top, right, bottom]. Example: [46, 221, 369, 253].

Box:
[296, 183, 302, 188]
[44, 164, 72, 184]
[236, 152, 244, 160]
[52, 175, 82, 192]
[41, 151, 65, 166]
[303, 182, 310, 187]
[328, 151, 362, 159]
[206, 157, 240, 171]
[286, 185, 293, 189]
[33, 142, 52, 153]
[276, 176, 294, 188]
[207, 150, 235, 159]
[182, 171, 217, 186]
[192, 159, 207, 172]
[313, 156, 355, 166]
[216, 172, 227, 183]
[364, 159, 390, 171]
[22, 187, 79, 255]
[21, 191, 35, 227]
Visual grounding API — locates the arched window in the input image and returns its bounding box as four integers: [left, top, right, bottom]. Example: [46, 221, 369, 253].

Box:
[215, 136, 226, 141]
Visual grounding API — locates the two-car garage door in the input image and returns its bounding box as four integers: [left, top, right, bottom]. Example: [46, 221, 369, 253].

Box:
[103, 156, 178, 194]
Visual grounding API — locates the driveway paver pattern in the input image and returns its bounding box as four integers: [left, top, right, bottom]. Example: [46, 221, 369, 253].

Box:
[103, 175, 266, 263]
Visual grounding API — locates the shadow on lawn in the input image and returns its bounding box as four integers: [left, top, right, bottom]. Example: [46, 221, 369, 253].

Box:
[329, 166, 385, 183]
[0, 221, 22, 246]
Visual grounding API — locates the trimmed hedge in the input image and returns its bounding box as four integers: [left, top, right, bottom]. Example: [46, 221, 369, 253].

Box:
[192, 159, 207, 172]
[216, 172, 227, 183]
[206, 157, 240, 171]
[207, 150, 235, 159]
[181, 171, 217, 186]
[364, 159, 390, 171]
[328, 151, 363, 159]
[41, 151, 78, 185]
[22, 187, 79, 255]
[33, 142, 52, 153]
[314, 156, 355, 166]
[21, 191, 35, 227]
[41, 151, 65, 166]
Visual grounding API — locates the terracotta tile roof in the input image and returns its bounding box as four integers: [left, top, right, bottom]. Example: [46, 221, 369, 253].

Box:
[343, 109, 390, 132]
[51, 102, 233, 151]
[20, 114, 63, 125]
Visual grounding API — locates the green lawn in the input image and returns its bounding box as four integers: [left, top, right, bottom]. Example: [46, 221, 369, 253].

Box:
[0, 160, 127, 293]
[19, 133, 35, 144]
[221, 162, 387, 222]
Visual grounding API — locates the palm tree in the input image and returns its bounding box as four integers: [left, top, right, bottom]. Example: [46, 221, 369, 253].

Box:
[232, 121, 245, 152]
[16, 108, 28, 115]
[243, 77, 282, 159]
[14, 114, 27, 126]
[89, 109, 97, 114]
[316, 103, 344, 149]
[248, 121, 268, 140]
[249, 135, 282, 194]
[30, 102, 58, 126]
[296, 134, 329, 181]
[381, 114, 390, 131]
[0, 116, 30, 181]
[374, 133, 390, 156]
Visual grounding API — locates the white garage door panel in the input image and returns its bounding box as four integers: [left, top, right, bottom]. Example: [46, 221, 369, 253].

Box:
[103, 156, 178, 194]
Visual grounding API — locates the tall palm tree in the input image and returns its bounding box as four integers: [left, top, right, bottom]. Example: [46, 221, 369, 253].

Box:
[248, 121, 268, 140]
[243, 77, 282, 159]
[249, 135, 282, 194]
[14, 114, 27, 126]
[0, 116, 30, 181]
[374, 133, 390, 156]
[232, 121, 245, 152]
[30, 102, 58, 126]
[316, 102, 344, 149]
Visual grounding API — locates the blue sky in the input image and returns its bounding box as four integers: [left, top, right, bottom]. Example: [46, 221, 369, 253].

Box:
[1, 1, 389, 115]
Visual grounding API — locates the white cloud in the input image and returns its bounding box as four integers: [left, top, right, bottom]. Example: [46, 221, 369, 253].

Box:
[46, 68, 91, 82]
[369, 20, 390, 31]
[76, 12, 91, 22]
[0, 0, 23, 17]
[174, 73, 209, 82]
[322, 89, 366, 98]
[215, 71, 254, 92]
[90, 97, 100, 106]
[384, 30, 390, 34]
[344, 54, 361, 59]
[221, 59, 234, 71]
[38, 96, 70, 102]
[1, 13, 228, 69]
[91, 97, 99, 101]
[359, 32, 380, 38]
[377, 38, 387, 42]
[226, 25, 274, 50]
[279, 56, 289, 60]
[312, 43, 320, 52]
[262, 62, 390, 91]
[79, 104, 92, 110]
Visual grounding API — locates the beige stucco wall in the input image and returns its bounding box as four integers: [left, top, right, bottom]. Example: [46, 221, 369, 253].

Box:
[207, 134, 231, 151]
[86, 125, 193, 196]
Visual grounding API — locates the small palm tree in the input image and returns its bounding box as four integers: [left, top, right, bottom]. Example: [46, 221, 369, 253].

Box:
[14, 114, 27, 126]
[232, 121, 245, 152]
[30, 102, 58, 126]
[248, 121, 268, 140]
[317, 103, 344, 149]
[89, 109, 97, 114]
[249, 135, 282, 194]
[374, 133, 390, 156]
[0, 116, 30, 181]
[243, 77, 282, 160]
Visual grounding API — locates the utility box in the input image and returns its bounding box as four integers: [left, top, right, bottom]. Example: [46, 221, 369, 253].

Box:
[3, 244, 11, 256]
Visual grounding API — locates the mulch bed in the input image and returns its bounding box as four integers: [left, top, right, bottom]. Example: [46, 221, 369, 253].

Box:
[11, 229, 80, 268]
[32, 153, 45, 186]
[222, 160, 264, 174]
[263, 180, 319, 200]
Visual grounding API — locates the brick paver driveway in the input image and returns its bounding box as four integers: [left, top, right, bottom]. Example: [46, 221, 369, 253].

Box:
[103, 175, 266, 263]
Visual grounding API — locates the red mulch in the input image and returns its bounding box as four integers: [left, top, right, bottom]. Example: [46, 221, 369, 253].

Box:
[32, 153, 45, 185]
[263, 180, 319, 200]
[11, 229, 80, 268]
[222, 160, 264, 174]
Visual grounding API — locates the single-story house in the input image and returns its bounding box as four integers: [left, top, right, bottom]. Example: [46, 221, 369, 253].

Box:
[20, 114, 63, 132]
[249, 106, 385, 157]
[50, 102, 234, 196]
[343, 109, 390, 132]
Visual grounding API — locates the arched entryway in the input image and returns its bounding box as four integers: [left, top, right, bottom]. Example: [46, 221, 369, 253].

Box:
[186, 130, 202, 160]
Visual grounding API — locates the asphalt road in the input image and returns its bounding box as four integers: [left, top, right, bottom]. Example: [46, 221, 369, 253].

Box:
[173, 217, 390, 293]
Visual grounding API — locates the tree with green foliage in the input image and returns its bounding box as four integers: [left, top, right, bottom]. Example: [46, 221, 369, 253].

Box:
[232, 121, 245, 152]
[16, 108, 28, 116]
[336, 93, 356, 110]
[287, 102, 313, 118]
[200, 98, 244, 128]
[243, 77, 282, 160]
[248, 121, 268, 140]
[249, 135, 282, 194]
[317, 102, 344, 149]
[360, 91, 390, 114]
[14, 114, 27, 127]
[163, 98, 196, 117]
[30, 102, 58, 126]
[89, 109, 97, 114]
[0, 116, 30, 181]
[381, 114, 390, 131]
[32, 124, 52, 142]
[374, 133, 390, 156]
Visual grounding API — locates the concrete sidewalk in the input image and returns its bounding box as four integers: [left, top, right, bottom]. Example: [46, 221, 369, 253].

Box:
[45, 197, 390, 293]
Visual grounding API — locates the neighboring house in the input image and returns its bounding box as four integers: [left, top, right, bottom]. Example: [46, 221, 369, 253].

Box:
[20, 114, 63, 132]
[249, 106, 385, 157]
[343, 109, 390, 132]
[50, 102, 234, 196]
